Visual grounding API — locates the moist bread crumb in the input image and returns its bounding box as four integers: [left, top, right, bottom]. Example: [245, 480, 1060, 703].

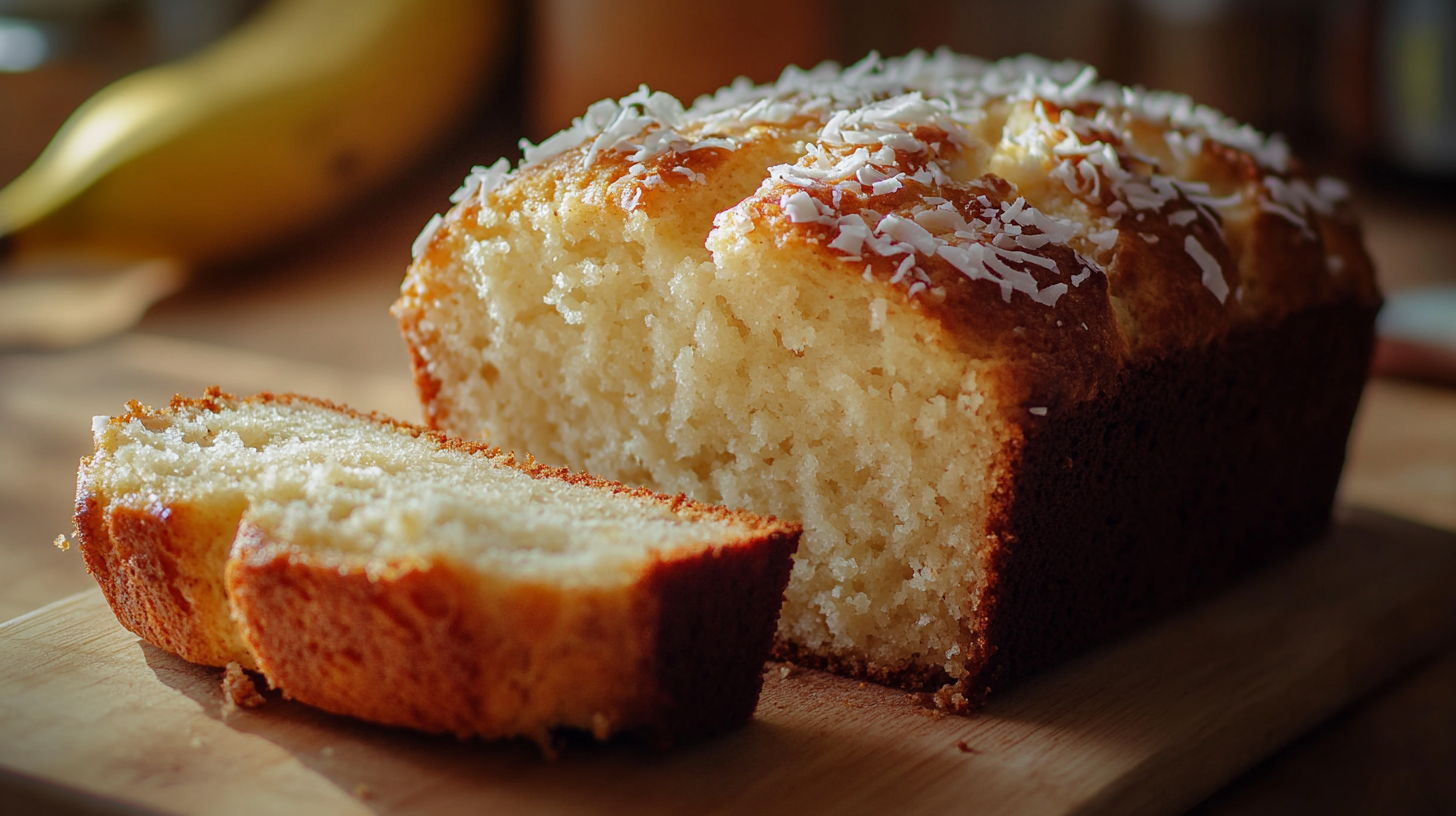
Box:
[76, 389, 800, 746]
[222, 661, 266, 714]
[396, 50, 1380, 709]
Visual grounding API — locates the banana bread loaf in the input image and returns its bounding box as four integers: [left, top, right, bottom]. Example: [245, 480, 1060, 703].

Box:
[395, 51, 1381, 709]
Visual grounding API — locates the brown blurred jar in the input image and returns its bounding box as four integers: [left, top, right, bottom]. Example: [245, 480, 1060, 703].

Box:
[1327, 0, 1456, 180]
[528, 0, 833, 138]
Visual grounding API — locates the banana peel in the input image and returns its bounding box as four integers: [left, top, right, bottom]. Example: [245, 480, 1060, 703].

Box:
[0, 0, 505, 265]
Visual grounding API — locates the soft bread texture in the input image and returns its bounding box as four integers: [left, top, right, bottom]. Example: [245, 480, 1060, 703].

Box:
[75, 389, 800, 745]
[394, 51, 1381, 708]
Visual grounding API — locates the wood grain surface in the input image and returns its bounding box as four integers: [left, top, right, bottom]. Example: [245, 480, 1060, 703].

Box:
[2, 508, 1452, 816]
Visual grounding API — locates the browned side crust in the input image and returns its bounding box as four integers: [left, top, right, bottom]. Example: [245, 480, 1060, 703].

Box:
[775, 298, 1378, 706]
[973, 297, 1379, 700]
[639, 524, 800, 740]
[73, 389, 440, 671]
[227, 522, 799, 745]
[75, 491, 255, 669]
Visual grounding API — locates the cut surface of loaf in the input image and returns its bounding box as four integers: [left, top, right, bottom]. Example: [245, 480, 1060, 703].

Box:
[75, 389, 800, 745]
[395, 51, 1380, 708]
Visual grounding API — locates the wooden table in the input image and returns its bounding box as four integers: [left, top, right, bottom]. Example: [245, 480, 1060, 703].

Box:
[1, 142, 1454, 813]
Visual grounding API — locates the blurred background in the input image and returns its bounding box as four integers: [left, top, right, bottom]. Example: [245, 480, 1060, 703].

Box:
[4, 0, 1456, 196]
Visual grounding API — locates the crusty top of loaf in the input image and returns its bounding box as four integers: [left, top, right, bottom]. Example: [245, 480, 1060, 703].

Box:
[411, 50, 1378, 402]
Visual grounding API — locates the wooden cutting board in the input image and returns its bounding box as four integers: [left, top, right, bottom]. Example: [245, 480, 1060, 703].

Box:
[2, 507, 1454, 816]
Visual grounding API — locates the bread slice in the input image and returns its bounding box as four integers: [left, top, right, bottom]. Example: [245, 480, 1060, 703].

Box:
[394, 52, 1381, 709]
[74, 388, 800, 746]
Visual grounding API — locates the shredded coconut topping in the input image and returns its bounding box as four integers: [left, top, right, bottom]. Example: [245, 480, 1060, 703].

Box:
[426, 49, 1354, 306]
[449, 159, 511, 205]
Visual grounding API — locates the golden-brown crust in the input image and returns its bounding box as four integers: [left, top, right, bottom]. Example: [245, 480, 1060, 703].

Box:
[75, 488, 255, 669]
[228, 525, 659, 744]
[393, 267, 453, 429]
[228, 520, 800, 745]
[77, 389, 802, 744]
[1101, 203, 1238, 356]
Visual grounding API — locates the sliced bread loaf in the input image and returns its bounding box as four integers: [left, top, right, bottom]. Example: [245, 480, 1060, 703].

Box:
[395, 51, 1380, 708]
[75, 388, 800, 746]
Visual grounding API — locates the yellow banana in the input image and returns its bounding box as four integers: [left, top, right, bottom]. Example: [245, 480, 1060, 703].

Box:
[0, 0, 503, 265]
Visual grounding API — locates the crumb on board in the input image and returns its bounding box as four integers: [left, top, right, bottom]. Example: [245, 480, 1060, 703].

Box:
[956, 739, 980, 753]
[907, 692, 950, 719]
[221, 661, 266, 716]
[52, 535, 70, 551]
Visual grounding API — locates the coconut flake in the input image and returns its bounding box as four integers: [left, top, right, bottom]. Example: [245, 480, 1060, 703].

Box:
[782, 191, 830, 224]
[411, 213, 444, 260]
[877, 214, 939, 254]
[1088, 229, 1119, 252]
[872, 176, 905, 195]
[914, 208, 964, 233]
[829, 214, 871, 255]
[1184, 235, 1229, 302]
[450, 158, 511, 204]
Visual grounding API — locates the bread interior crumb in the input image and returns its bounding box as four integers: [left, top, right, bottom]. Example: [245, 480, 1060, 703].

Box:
[93, 401, 744, 586]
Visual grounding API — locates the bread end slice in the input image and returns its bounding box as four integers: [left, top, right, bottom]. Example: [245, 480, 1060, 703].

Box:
[227, 516, 798, 746]
[74, 389, 800, 747]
